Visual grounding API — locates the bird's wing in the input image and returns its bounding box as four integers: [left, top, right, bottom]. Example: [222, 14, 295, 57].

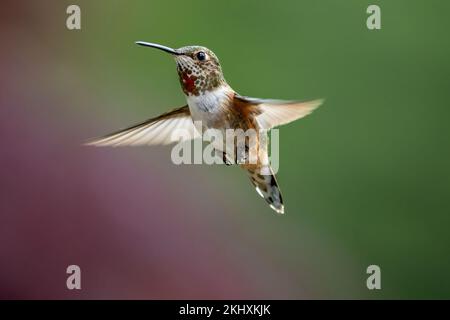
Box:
[85, 105, 200, 146]
[235, 95, 323, 130]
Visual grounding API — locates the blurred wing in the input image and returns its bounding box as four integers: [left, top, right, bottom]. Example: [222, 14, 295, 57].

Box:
[85, 105, 199, 146]
[235, 95, 323, 130]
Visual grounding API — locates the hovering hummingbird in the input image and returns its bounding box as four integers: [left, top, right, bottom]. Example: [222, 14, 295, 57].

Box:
[87, 41, 322, 214]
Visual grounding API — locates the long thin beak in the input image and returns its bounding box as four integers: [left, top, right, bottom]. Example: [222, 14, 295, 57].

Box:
[135, 41, 180, 55]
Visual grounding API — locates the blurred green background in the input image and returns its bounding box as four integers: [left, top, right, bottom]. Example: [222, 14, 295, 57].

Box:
[1, 0, 450, 299]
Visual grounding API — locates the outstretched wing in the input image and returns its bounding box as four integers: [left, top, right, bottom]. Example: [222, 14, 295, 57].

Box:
[235, 95, 323, 130]
[85, 105, 199, 146]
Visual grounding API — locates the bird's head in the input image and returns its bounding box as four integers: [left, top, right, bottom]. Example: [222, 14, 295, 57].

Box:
[136, 41, 226, 96]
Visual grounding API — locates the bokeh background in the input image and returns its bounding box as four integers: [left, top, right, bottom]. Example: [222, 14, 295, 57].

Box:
[1, 0, 450, 299]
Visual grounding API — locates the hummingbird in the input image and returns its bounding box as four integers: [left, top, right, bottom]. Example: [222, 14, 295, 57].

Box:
[87, 41, 322, 214]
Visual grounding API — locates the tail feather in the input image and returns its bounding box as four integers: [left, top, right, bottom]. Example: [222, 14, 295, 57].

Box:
[246, 166, 284, 214]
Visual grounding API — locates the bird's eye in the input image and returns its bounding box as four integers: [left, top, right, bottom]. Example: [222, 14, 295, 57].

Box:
[196, 51, 207, 61]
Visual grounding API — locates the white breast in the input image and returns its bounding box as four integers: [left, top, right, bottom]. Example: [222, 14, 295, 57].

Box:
[186, 86, 230, 126]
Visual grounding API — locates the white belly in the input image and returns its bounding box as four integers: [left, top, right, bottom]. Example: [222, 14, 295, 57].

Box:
[186, 86, 236, 155]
